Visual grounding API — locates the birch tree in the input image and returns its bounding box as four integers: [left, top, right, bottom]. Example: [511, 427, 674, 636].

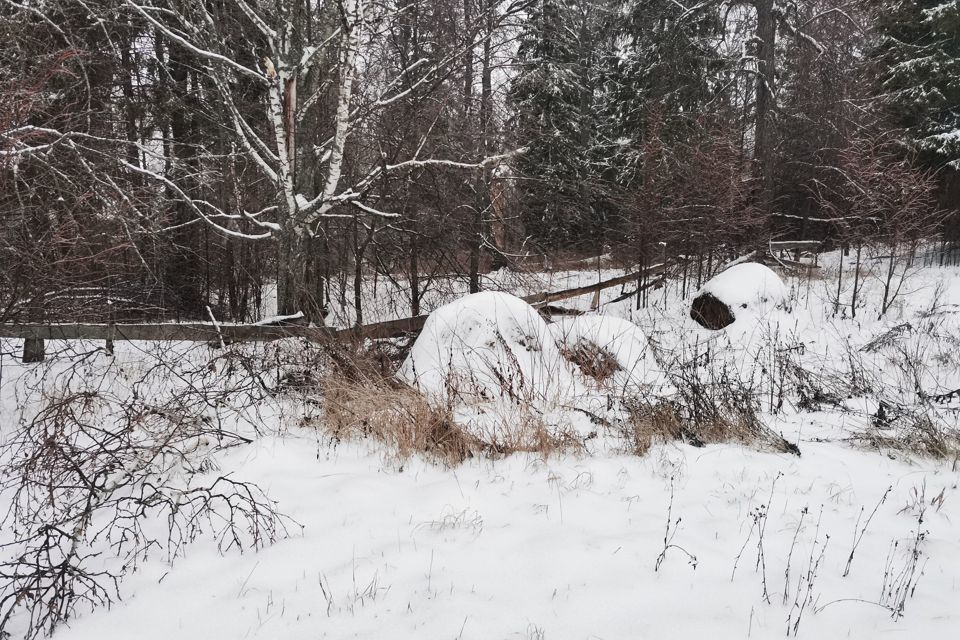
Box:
[123, 0, 522, 322]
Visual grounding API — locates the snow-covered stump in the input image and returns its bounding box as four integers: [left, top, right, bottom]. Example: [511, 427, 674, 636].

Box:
[689, 262, 788, 330]
[396, 292, 599, 449]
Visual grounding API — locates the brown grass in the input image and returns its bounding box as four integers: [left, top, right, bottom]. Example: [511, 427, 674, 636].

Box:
[321, 377, 480, 466]
[319, 375, 591, 464]
[297, 342, 588, 466]
[295, 341, 807, 465]
[560, 339, 620, 384]
[624, 402, 684, 456]
[624, 393, 801, 456]
[477, 410, 588, 457]
[854, 409, 960, 465]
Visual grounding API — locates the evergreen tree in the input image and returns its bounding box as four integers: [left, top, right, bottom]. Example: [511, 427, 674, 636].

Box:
[605, 0, 726, 187]
[508, 0, 610, 247]
[873, 0, 960, 167]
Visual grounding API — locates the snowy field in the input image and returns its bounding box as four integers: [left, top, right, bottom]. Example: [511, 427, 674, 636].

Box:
[2, 248, 960, 639]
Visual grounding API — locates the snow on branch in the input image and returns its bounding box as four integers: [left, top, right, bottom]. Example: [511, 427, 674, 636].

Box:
[125, 0, 268, 85]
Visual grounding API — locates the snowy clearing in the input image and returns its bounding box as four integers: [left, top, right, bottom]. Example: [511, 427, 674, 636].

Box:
[2, 248, 960, 639]
[37, 436, 960, 640]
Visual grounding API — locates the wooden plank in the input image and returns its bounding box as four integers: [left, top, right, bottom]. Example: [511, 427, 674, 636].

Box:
[300, 262, 675, 341]
[337, 315, 429, 340]
[521, 262, 670, 307]
[607, 276, 666, 304]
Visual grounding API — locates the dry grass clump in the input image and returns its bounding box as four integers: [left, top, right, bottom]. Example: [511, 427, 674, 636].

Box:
[321, 375, 591, 464]
[621, 347, 803, 456]
[624, 394, 799, 456]
[477, 410, 589, 458]
[623, 402, 684, 455]
[669, 360, 801, 455]
[321, 376, 481, 466]
[271, 340, 478, 466]
[299, 342, 587, 465]
[854, 404, 960, 465]
[560, 339, 620, 384]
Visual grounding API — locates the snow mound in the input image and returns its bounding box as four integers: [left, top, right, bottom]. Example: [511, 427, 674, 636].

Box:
[398, 292, 577, 405]
[691, 262, 788, 329]
[552, 314, 665, 393]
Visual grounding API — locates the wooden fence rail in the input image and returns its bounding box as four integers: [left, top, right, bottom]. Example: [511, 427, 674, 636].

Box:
[0, 261, 673, 362]
[768, 240, 823, 252]
[0, 323, 336, 344]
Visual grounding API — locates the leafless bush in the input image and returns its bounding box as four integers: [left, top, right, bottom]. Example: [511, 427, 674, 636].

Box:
[811, 135, 945, 318]
[659, 351, 800, 455]
[653, 475, 697, 572]
[849, 319, 960, 461]
[854, 404, 960, 461]
[0, 344, 295, 638]
[786, 507, 830, 636]
[731, 472, 782, 605]
[843, 487, 892, 578]
[881, 484, 929, 619]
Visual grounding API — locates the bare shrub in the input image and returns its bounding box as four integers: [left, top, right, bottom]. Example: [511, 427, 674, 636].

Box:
[616, 330, 809, 456]
[666, 357, 800, 455]
[810, 134, 945, 318]
[854, 404, 960, 461]
[881, 483, 930, 619]
[0, 344, 294, 639]
[849, 316, 960, 462]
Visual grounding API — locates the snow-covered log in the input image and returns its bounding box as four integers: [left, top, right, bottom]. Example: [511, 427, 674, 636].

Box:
[690, 263, 788, 330]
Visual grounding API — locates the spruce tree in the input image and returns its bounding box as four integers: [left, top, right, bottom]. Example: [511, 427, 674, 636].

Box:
[508, 0, 609, 247]
[605, 0, 726, 187]
[873, 0, 960, 167]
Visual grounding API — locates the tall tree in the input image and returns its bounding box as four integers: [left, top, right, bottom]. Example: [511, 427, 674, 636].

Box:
[872, 0, 960, 168]
[508, 0, 610, 248]
[606, 0, 727, 187]
[124, 0, 519, 321]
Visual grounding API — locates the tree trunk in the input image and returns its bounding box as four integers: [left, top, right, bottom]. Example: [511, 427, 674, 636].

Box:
[754, 0, 777, 215]
[276, 228, 304, 318]
[469, 0, 494, 293]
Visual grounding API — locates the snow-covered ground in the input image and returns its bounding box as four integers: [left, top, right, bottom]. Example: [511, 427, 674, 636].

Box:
[41, 435, 960, 640]
[2, 248, 960, 639]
